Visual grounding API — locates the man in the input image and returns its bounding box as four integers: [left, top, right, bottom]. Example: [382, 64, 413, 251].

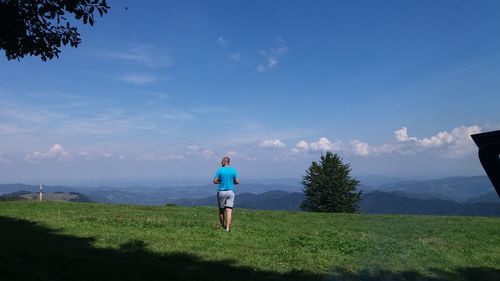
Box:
[213, 156, 239, 232]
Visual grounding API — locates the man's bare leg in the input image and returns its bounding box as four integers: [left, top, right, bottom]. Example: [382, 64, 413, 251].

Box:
[219, 208, 225, 228]
[225, 208, 232, 231]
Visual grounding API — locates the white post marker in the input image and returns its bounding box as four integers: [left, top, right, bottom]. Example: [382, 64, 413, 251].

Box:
[39, 183, 43, 202]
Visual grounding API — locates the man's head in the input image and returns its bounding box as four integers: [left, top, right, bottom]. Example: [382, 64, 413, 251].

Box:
[221, 156, 230, 167]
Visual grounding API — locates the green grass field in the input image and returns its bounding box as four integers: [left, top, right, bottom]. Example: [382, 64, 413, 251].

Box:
[0, 201, 499, 281]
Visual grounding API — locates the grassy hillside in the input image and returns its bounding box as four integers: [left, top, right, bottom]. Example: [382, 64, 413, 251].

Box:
[0, 201, 499, 281]
[0, 191, 93, 203]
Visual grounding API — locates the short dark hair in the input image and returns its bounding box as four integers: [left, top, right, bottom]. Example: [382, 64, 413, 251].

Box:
[223, 156, 230, 164]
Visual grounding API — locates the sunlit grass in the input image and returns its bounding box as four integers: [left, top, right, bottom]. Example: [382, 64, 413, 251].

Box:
[0, 201, 499, 280]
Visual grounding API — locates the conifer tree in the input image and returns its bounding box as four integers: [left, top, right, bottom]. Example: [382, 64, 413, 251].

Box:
[301, 152, 362, 213]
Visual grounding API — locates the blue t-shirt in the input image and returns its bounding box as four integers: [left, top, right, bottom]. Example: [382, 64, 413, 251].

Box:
[214, 166, 238, 191]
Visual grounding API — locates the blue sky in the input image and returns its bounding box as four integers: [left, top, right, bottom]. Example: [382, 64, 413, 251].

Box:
[1, 0, 499, 185]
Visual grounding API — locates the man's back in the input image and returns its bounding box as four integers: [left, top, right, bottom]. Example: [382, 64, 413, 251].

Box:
[214, 166, 238, 191]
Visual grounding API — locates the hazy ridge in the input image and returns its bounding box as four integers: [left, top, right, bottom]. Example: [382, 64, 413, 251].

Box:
[1, 176, 498, 216]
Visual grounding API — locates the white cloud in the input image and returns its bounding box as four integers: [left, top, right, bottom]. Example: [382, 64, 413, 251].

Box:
[372, 143, 401, 155]
[187, 145, 201, 151]
[0, 93, 199, 145]
[292, 140, 310, 153]
[119, 74, 159, 85]
[348, 140, 401, 156]
[291, 138, 342, 155]
[202, 149, 214, 158]
[222, 150, 255, 162]
[310, 137, 342, 152]
[181, 145, 215, 160]
[436, 126, 481, 157]
[407, 129, 454, 148]
[229, 52, 240, 61]
[77, 152, 92, 161]
[0, 152, 11, 164]
[269, 57, 278, 67]
[25, 144, 70, 163]
[258, 57, 279, 72]
[259, 139, 287, 148]
[165, 154, 186, 160]
[257, 39, 288, 72]
[272, 46, 288, 55]
[185, 145, 201, 156]
[351, 140, 370, 156]
[75, 151, 125, 161]
[292, 138, 342, 153]
[98, 45, 173, 68]
[99, 152, 112, 158]
[0, 123, 32, 136]
[217, 36, 229, 46]
[393, 125, 481, 158]
[287, 125, 482, 159]
[345, 125, 482, 158]
[394, 127, 410, 142]
[246, 156, 258, 161]
[136, 153, 185, 162]
[136, 154, 156, 161]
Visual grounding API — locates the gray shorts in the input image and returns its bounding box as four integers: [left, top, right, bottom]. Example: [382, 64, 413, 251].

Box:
[217, 190, 235, 209]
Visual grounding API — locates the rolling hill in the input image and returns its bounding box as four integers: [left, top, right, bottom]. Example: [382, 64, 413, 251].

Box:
[1, 176, 498, 216]
[0, 182, 301, 205]
[360, 191, 500, 216]
[172, 190, 500, 216]
[376, 176, 494, 201]
[174, 190, 304, 211]
[0, 190, 93, 203]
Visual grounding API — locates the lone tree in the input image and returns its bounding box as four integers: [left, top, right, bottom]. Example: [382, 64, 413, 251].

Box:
[0, 0, 110, 61]
[301, 152, 362, 213]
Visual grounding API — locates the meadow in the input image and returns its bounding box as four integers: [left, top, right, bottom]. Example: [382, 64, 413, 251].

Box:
[0, 201, 499, 281]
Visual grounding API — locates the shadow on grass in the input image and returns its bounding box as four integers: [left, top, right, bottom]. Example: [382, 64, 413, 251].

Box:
[0, 216, 498, 281]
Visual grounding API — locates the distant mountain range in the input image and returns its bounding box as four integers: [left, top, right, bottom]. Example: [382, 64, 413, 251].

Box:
[0, 190, 93, 203]
[360, 191, 500, 216]
[1, 176, 498, 216]
[0, 182, 301, 205]
[173, 190, 305, 211]
[171, 176, 499, 216]
[172, 190, 500, 217]
[374, 176, 494, 202]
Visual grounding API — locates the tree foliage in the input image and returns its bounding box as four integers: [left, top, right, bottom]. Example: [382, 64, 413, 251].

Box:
[301, 152, 362, 213]
[0, 0, 110, 61]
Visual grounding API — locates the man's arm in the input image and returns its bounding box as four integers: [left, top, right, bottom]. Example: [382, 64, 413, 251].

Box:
[234, 170, 239, 184]
[213, 169, 220, 184]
